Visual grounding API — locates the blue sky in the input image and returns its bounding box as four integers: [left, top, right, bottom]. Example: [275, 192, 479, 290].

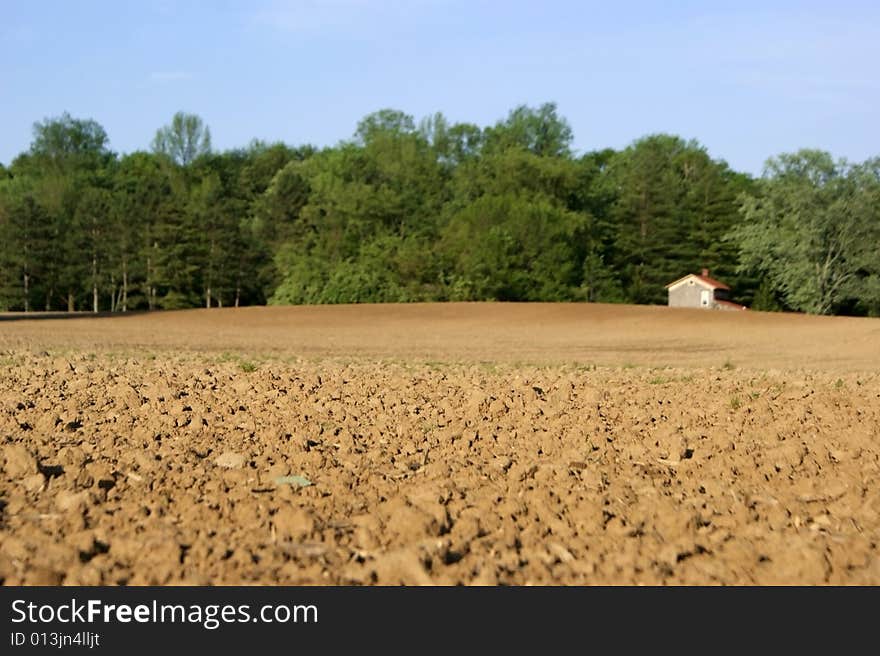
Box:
[1, 0, 878, 174]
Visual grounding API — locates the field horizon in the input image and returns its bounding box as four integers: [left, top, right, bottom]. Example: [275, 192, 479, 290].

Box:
[2, 301, 879, 372]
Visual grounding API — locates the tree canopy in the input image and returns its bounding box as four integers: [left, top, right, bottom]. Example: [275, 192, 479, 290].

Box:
[728, 150, 880, 315]
[151, 111, 212, 166]
[0, 106, 876, 316]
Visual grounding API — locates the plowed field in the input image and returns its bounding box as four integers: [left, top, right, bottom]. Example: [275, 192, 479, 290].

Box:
[1, 303, 879, 584]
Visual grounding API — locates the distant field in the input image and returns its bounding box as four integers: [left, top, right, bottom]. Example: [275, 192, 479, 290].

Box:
[1, 302, 880, 370]
[1, 303, 879, 585]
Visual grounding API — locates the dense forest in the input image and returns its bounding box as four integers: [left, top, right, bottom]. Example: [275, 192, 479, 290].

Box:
[0, 104, 878, 316]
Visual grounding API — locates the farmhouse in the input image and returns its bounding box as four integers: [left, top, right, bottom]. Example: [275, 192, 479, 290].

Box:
[665, 268, 747, 310]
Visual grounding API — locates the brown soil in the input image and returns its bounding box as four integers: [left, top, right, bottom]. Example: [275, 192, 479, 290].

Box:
[1, 303, 878, 585]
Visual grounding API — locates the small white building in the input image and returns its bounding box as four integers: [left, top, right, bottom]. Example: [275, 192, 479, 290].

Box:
[665, 268, 747, 310]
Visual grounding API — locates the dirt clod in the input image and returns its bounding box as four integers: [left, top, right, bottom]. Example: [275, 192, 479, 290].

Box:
[214, 452, 246, 469]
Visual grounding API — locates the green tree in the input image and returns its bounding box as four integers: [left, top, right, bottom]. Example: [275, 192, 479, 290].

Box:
[111, 152, 171, 311]
[355, 109, 416, 144]
[152, 112, 212, 166]
[269, 112, 448, 304]
[15, 113, 116, 310]
[439, 193, 585, 301]
[483, 102, 573, 158]
[238, 141, 304, 201]
[29, 112, 111, 171]
[419, 113, 483, 167]
[569, 150, 622, 302]
[606, 135, 751, 304]
[728, 150, 880, 315]
[147, 168, 201, 308]
[187, 171, 244, 307]
[0, 177, 53, 311]
[72, 187, 113, 312]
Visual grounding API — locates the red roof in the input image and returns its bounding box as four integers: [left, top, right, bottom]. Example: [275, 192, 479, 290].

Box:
[665, 272, 730, 291]
[696, 273, 730, 291]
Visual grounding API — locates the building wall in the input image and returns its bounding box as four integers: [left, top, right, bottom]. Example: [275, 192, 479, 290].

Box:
[668, 280, 714, 308]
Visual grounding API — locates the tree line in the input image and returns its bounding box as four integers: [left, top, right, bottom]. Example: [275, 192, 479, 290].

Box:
[0, 105, 877, 316]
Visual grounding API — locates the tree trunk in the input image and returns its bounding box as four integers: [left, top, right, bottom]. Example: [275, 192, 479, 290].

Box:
[67, 292, 75, 313]
[146, 254, 153, 310]
[153, 241, 159, 309]
[113, 285, 123, 314]
[23, 240, 30, 312]
[147, 257, 156, 310]
[147, 245, 157, 310]
[92, 253, 99, 314]
[206, 238, 215, 309]
[235, 265, 241, 308]
[122, 262, 128, 312]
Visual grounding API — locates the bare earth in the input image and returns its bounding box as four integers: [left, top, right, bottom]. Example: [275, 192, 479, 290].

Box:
[1, 303, 879, 585]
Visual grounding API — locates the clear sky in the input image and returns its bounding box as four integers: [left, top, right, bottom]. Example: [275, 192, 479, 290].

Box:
[1, 0, 878, 174]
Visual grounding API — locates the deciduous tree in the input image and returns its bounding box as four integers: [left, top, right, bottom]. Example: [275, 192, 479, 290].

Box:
[152, 112, 212, 166]
[729, 150, 880, 314]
